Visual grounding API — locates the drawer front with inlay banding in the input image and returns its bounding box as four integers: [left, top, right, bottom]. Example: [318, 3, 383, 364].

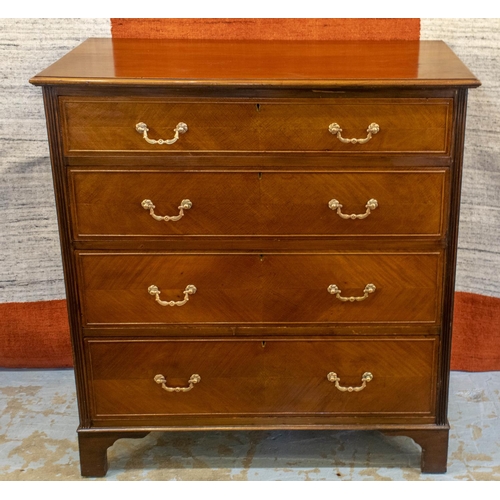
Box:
[77, 251, 443, 326]
[60, 97, 453, 155]
[69, 169, 448, 239]
[86, 338, 437, 418]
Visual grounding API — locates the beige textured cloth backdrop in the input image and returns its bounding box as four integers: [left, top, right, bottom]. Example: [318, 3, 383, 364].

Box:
[421, 19, 500, 298]
[1, 19, 112, 303]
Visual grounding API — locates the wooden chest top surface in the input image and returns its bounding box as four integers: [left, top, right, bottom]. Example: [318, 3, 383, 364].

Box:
[30, 38, 480, 88]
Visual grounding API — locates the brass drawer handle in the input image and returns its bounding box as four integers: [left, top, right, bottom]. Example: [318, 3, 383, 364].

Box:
[136, 121, 188, 145]
[327, 283, 376, 302]
[327, 372, 373, 392]
[141, 199, 192, 222]
[328, 122, 380, 144]
[154, 373, 201, 393]
[328, 198, 378, 219]
[148, 284, 197, 306]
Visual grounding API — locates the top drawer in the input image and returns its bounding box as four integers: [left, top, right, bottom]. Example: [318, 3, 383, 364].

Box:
[60, 97, 453, 156]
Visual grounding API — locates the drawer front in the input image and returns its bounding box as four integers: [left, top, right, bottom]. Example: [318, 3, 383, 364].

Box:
[70, 169, 447, 239]
[78, 252, 442, 326]
[87, 338, 437, 418]
[61, 98, 452, 155]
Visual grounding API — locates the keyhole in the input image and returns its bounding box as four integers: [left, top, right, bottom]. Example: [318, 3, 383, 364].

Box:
[261, 341, 266, 348]
[256, 103, 261, 112]
[258, 172, 262, 180]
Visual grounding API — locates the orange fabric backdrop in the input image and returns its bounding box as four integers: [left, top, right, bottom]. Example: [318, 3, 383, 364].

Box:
[110, 18, 420, 40]
[451, 293, 500, 372]
[0, 300, 72, 368]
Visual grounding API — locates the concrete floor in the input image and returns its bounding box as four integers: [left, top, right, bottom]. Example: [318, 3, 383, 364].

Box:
[0, 369, 499, 481]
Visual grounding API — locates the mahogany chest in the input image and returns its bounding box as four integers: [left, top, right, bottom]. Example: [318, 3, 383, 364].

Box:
[30, 38, 480, 476]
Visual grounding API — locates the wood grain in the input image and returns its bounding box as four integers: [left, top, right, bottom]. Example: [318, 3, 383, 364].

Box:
[384, 426, 449, 473]
[77, 251, 443, 326]
[30, 39, 480, 88]
[69, 169, 447, 239]
[78, 430, 150, 477]
[60, 97, 452, 155]
[86, 338, 437, 418]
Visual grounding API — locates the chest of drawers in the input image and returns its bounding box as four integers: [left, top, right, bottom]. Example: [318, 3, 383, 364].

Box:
[31, 38, 480, 476]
